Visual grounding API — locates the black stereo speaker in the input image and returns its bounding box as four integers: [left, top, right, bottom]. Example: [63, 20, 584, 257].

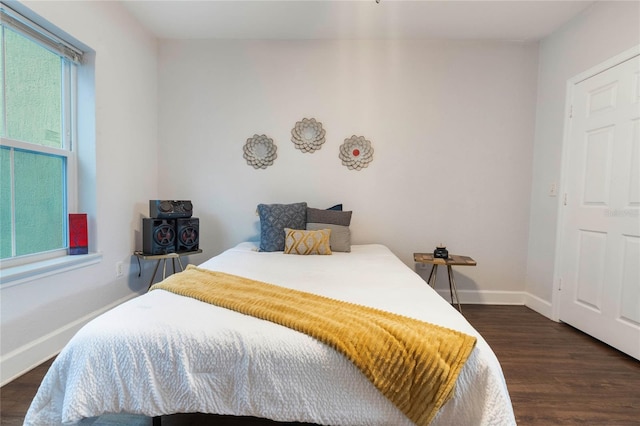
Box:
[176, 218, 199, 253]
[149, 200, 193, 219]
[142, 218, 177, 255]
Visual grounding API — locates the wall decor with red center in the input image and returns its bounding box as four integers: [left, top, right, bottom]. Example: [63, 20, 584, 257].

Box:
[339, 135, 374, 170]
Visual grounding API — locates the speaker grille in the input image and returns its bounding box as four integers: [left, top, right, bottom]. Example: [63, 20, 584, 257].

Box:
[143, 219, 176, 254]
[176, 218, 199, 253]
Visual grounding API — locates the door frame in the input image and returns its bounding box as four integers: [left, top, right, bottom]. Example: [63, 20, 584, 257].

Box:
[552, 44, 640, 322]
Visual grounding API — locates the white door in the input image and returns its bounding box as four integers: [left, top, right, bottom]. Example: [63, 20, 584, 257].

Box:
[559, 51, 640, 360]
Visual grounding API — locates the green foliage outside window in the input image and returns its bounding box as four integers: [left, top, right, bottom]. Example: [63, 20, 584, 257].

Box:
[5, 28, 62, 146]
[12, 150, 65, 257]
[1, 27, 67, 260]
[0, 147, 11, 257]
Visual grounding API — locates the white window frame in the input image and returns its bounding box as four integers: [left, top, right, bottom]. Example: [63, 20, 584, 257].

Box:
[0, 3, 100, 285]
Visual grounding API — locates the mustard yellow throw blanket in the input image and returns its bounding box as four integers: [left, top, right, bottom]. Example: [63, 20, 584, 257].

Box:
[151, 265, 477, 426]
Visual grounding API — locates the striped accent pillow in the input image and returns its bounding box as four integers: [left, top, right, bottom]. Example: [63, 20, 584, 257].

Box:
[284, 228, 332, 255]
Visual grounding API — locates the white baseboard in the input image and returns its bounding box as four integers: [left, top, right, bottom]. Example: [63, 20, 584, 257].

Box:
[435, 289, 525, 305]
[433, 289, 558, 315]
[0, 294, 137, 386]
[523, 292, 555, 320]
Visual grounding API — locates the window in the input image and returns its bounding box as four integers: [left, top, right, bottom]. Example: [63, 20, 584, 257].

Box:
[1, 5, 83, 267]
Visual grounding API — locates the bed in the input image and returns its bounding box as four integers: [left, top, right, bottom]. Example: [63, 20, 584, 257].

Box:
[24, 239, 516, 426]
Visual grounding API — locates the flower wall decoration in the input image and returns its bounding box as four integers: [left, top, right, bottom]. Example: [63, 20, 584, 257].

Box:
[243, 134, 277, 169]
[339, 135, 374, 170]
[291, 118, 326, 153]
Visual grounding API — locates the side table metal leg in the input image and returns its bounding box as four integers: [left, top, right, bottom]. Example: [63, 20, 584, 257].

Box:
[162, 259, 167, 280]
[427, 265, 438, 287]
[149, 259, 161, 290]
[177, 256, 185, 271]
[446, 265, 462, 313]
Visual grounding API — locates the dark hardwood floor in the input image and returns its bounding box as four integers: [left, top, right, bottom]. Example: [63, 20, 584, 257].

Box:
[2, 305, 638, 425]
[463, 305, 639, 425]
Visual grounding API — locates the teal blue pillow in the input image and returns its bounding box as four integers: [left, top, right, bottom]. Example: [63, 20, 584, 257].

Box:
[257, 202, 307, 252]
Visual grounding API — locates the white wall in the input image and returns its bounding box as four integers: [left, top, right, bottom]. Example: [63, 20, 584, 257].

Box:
[0, 1, 158, 384]
[157, 39, 538, 303]
[525, 1, 640, 317]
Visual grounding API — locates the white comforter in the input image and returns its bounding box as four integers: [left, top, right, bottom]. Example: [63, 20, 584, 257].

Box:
[25, 243, 516, 425]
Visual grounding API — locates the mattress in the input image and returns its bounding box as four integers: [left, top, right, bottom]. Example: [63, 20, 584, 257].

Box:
[24, 242, 516, 425]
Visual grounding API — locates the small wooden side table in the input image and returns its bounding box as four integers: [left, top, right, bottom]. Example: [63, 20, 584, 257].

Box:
[134, 249, 202, 289]
[413, 252, 477, 313]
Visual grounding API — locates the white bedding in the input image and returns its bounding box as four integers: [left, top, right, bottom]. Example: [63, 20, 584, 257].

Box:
[25, 243, 516, 425]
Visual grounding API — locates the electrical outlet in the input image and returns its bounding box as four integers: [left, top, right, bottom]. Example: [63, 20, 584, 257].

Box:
[549, 182, 558, 197]
[116, 261, 124, 278]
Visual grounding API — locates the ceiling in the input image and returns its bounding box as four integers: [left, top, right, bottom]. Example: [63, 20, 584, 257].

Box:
[120, 0, 596, 42]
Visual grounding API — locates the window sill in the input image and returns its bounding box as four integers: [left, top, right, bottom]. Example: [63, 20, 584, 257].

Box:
[0, 253, 102, 288]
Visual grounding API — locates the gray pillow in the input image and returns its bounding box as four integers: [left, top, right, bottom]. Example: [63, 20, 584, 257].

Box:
[306, 223, 351, 252]
[306, 207, 352, 226]
[258, 202, 307, 252]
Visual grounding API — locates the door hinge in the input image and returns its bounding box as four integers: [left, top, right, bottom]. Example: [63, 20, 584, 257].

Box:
[563, 193, 568, 206]
[558, 278, 562, 291]
[569, 105, 573, 119]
